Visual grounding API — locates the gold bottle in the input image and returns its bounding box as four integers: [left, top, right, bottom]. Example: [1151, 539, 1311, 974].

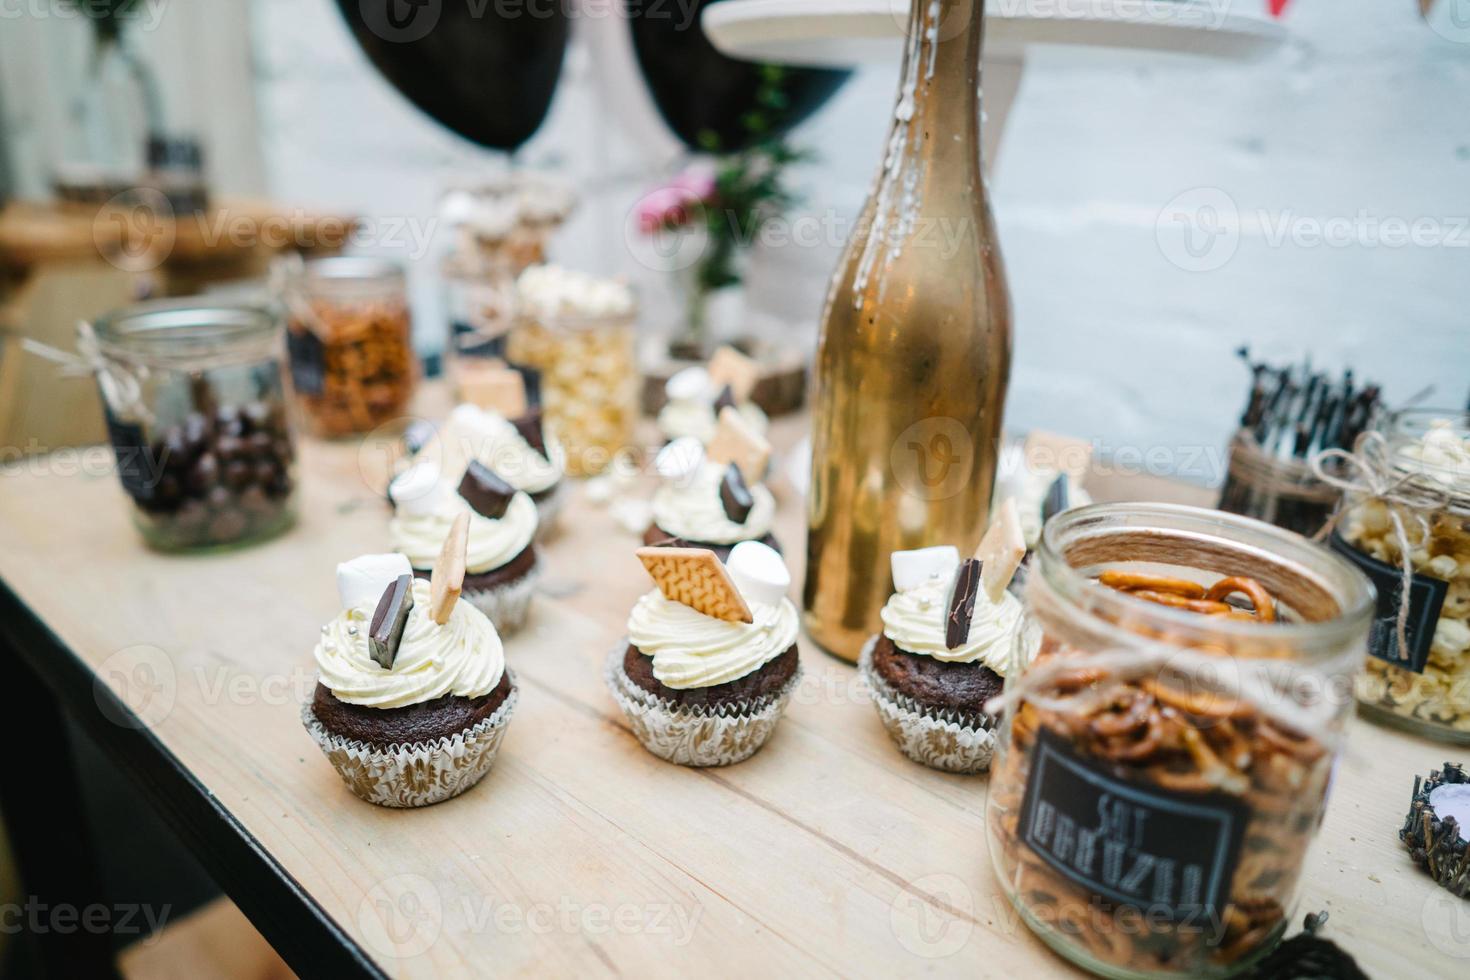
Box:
[803, 0, 1012, 661]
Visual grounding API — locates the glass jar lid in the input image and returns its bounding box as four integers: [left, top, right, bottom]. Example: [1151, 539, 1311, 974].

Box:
[1035, 502, 1376, 657]
[1373, 407, 1470, 503]
[89, 298, 283, 368]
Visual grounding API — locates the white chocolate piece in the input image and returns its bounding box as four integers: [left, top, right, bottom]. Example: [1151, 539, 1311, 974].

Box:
[389, 462, 449, 517]
[666, 366, 712, 402]
[726, 541, 790, 607]
[978, 498, 1026, 603]
[891, 546, 961, 593]
[336, 553, 414, 611]
[655, 437, 706, 481]
[707, 406, 771, 484]
[707, 345, 759, 403]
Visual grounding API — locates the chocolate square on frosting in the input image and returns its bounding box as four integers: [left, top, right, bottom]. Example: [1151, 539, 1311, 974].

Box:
[945, 558, 983, 650]
[719, 463, 754, 524]
[458, 460, 516, 520]
[369, 574, 414, 669]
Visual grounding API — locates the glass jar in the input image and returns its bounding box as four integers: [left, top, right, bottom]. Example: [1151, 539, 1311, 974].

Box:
[85, 299, 299, 552]
[1334, 409, 1470, 743]
[441, 248, 519, 388]
[986, 503, 1373, 979]
[506, 307, 638, 477]
[278, 257, 417, 438]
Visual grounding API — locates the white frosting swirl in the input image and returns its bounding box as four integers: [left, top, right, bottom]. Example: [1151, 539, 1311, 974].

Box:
[651, 462, 775, 544]
[314, 578, 505, 708]
[390, 492, 537, 573]
[880, 573, 1030, 675]
[627, 589, 798, 689]
[657, 399, 769, 445]
[443, 408, 565, 495]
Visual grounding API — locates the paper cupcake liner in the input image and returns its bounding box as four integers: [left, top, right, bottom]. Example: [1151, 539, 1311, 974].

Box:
[858, 635, 998, 775]
[301, 675, 518, 808]
[603, 643, 801, 767]
[464, 564, 539, 636]
[531, 483, 566, 543]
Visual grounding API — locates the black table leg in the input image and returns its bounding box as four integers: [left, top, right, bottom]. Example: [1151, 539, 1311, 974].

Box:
[0, 648, 122, 980]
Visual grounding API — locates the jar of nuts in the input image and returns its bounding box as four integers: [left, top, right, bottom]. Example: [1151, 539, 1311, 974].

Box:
[987, 503, 1373, 978]
[506, 265, 638, 477]
[278, 256, 417, 438]
[85, 299, 299, 551]
[1330, 409, 1470, 743]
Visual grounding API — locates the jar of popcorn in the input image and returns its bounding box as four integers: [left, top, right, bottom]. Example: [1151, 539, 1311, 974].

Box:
[1330, 409, 1470, 743]
[506, 265, 638, 476]
[277, 256, 417, 439]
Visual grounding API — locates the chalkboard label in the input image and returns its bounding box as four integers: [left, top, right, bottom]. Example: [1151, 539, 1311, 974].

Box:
[451, 322, 507, 361]
[286, 326, 326, 396]
[1329, 532, 1447, 674]
[103, 406, 154, 503]
[1017, 729, 1248, 924]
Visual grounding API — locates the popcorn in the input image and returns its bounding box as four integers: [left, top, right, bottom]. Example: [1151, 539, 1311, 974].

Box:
[1346, 417, 1470, 731]
[506, 280, 638, 476]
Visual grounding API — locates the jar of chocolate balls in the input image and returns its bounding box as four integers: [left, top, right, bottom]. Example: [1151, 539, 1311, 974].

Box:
[278, 256, 417, 438]
[85, 299, 299, 551]
[986, 503, 1373, 979]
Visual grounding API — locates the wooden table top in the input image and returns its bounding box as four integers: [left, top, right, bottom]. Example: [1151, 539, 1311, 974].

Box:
[0, 388, 1463, 978]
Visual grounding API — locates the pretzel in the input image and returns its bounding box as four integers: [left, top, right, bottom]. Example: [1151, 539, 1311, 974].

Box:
[1204, 576, 1278, 622]
[986, 570, 1328, 974]
[1098, 570, 1207, 598]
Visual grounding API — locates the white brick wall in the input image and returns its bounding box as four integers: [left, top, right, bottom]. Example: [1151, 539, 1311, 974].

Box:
[245, 0, 1470, 483]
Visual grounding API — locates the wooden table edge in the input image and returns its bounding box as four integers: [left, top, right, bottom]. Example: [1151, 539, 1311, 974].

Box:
[0, 575, 388, 980]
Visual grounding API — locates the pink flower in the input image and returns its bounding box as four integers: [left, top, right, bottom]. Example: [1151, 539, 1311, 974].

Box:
[635, 188, 691, 235]
[669, 168, 717, 201]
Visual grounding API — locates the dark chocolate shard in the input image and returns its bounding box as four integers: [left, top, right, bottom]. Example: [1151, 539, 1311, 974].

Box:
[457, 460, 516, 519]
[713, 384, 737, 414]
[945, 559, 982, 650]
[402, 419, 437, 457]
[1041, 473, 1070, 526]
[719, 463, 753, 524]
[509, 361, 542, 408]
[369, 574, 415, 669]
[512, 408, 549, 460]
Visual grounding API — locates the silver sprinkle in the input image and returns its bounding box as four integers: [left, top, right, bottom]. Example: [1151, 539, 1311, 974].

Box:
[347, 625, 358, 636]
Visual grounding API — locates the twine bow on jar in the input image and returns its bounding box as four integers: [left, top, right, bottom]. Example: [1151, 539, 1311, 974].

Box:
[1311, 432, 1470, 664]
[22, 324, 150, 423]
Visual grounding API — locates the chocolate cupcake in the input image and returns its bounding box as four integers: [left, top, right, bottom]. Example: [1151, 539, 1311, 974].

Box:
[389, 460, 539, 635]
[860, 500, 1037, 773]
[440, 398, 567, 541]
[606, 541, 802, 766]
[643, 431, 779, 563]
[302, 535, 518, 807]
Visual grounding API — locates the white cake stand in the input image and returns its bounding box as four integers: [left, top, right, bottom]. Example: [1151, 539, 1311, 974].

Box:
[703, 0, 1288, 165]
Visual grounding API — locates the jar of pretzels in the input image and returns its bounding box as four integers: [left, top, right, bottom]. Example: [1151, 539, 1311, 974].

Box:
[277, 256, 417, 438]
[1330, 409, 1470, 743]
[986, 503, 1373, 979]
[505, 265, 638, 477]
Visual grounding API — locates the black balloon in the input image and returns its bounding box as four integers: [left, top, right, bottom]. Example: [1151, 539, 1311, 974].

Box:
[333, 0, 569, 151]
[627, 0, 850, 152]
